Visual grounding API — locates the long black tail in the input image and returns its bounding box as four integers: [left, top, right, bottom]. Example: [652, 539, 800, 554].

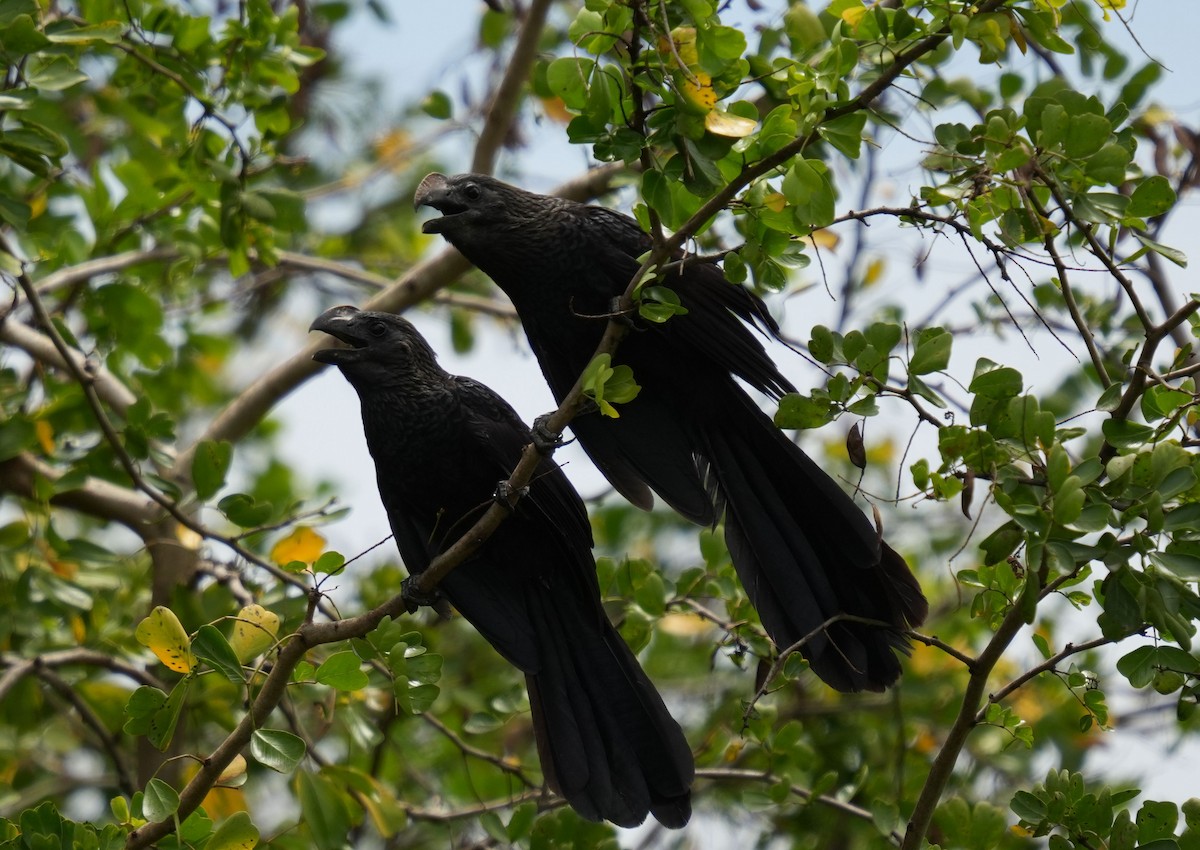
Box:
[523, 588, 693, 828]
[704, 390, 928, 692]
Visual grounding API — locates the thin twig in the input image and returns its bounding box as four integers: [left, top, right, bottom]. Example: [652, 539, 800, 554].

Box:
[977, 634, 1121, 721]
[421, 712, 535, 785]
[695, 767, 903, 846]
[470, 0, 553, 175]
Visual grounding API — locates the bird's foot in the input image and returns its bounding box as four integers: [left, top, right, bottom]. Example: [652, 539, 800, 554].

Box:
[531, 414, 565, 454]
[401, 576, 442, 614]
[608, 296, 637, 328]
[494, 480, 528, 511]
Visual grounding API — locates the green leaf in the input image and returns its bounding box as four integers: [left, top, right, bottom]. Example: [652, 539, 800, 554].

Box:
[1, 14, 49, 54]
[1134, 233, 1188, 268]
[207, 811, 259, 850]
[1129, 175, 1176, 218]
[1101, 419, 1155, 450]
[1065, 113, 1111, 158]
[45, 21, 124, 43]
[404, 653, 443, 685]
[420, 90, 452, 120]
[141, 778, 180, 823]
[1117, 645, 1158, 688]
[775, 392, 834, 430]
[545, 56, 595, 110]
[969, 360, 1023, 399]
[909, 327, 952, 375]
[24, 57, 89, 90]
[1138, 800, 1179, 842]
[192, 624, 244, 683]
[251, 729, 306, 773]
[218, 493, 273, 527]
[296, 770, 353, 850]
[315, 651, 369, 691]
[782, 158, 835, 227]
[1008, 792, 1046, 821]
[149, 676, 190, 751]
[192, 440, 232, 501]
[820, 111, 867, 159]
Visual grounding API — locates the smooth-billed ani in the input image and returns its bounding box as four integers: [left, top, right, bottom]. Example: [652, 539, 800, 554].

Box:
[413, 173, 928, 693]
[310, 305, 693, 828]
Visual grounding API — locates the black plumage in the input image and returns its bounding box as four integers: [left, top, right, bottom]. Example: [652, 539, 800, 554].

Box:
[413, 172, 928, 693]
[311, 306, 693, 828]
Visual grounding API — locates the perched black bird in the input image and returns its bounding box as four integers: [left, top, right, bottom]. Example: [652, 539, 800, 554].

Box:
[310, 306, 693, 828]
[413, 173, 929, 693]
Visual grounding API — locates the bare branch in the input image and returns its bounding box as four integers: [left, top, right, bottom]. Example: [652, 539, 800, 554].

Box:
[695, 767, 903, 845]
[0, 316, 139, 414]
[900, 598, 1028, 849]
[0, 648, 164, 702]
[421, 712, 535, 785]
[32, 247, 181, 298]
[34, 665, 138, 796]
[1022, 186, 1112, 386]
[471, 0, 553, 175]
[977, 634, 1122, 722]
[0, 451, 158, 530]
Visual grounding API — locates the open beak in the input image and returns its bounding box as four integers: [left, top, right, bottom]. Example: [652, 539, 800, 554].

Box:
[310, 305, 367, 365]
[413, 172, 464, 234]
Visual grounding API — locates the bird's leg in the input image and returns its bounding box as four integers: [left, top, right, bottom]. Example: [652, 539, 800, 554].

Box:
[494, 480, 529, 511]
[400, 575, 443, 613]
[531, 414, 565, 454]
[608, 296, 638, 329]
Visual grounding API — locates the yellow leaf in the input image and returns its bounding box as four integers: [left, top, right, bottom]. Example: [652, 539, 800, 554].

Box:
[202, 787, 248, 821]
[218, 755, 248, 784]
[230, 604, 280, 663]
[29, 191, 47, 220]
[863, 256, 885, 287]
[35, 420, 54, 454]
[806, 229, 841, 250]
[372, 129, 411, 168]
[540, 96, 572, 124]
[658, 612, 714, 637]
[705, 109, 758, 138]
[271, 526, 325, 566]
[176, 524, 202, 551]
[135, 607, 195, 674]
[840, 5, 869, 28]
[665, 26, 699, 67]
[763, 192, 787, 213]
[679, 71, 717, 114]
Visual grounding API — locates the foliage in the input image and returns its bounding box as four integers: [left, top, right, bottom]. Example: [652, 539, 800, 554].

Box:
[1, 0, 1199, 848]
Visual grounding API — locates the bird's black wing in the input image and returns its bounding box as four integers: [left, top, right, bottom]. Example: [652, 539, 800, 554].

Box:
[582, 206, 795, 399]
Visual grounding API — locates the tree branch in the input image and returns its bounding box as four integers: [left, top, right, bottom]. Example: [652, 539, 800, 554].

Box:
[694, 767, 903, 845]
[900, 600, 1028, 849]
[470, 0, 553, 175]
[0, 316, 139, 415]
[0, 451, 158, 530]
[977, 634, 1120, 722]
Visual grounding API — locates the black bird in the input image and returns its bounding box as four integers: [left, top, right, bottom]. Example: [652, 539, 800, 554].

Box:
[413, 173, 928, 693]
[310, 306, 693, 828]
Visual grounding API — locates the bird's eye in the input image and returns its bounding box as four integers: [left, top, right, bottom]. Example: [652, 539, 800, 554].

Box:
[367, 320, 388, 338]
[463, 183, 482, 201]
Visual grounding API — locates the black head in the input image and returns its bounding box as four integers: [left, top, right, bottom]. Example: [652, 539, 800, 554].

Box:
[310, 306, 440, 389]
[413, 172, 557, 243]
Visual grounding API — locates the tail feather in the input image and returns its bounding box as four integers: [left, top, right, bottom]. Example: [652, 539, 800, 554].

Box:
[706, 392, 928, 692]
[525, 589, 693, 828]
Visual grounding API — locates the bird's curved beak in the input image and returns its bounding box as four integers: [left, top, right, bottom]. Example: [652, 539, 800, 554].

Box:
[413, 172, 457, 234]
[311, 305, 366, 365]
